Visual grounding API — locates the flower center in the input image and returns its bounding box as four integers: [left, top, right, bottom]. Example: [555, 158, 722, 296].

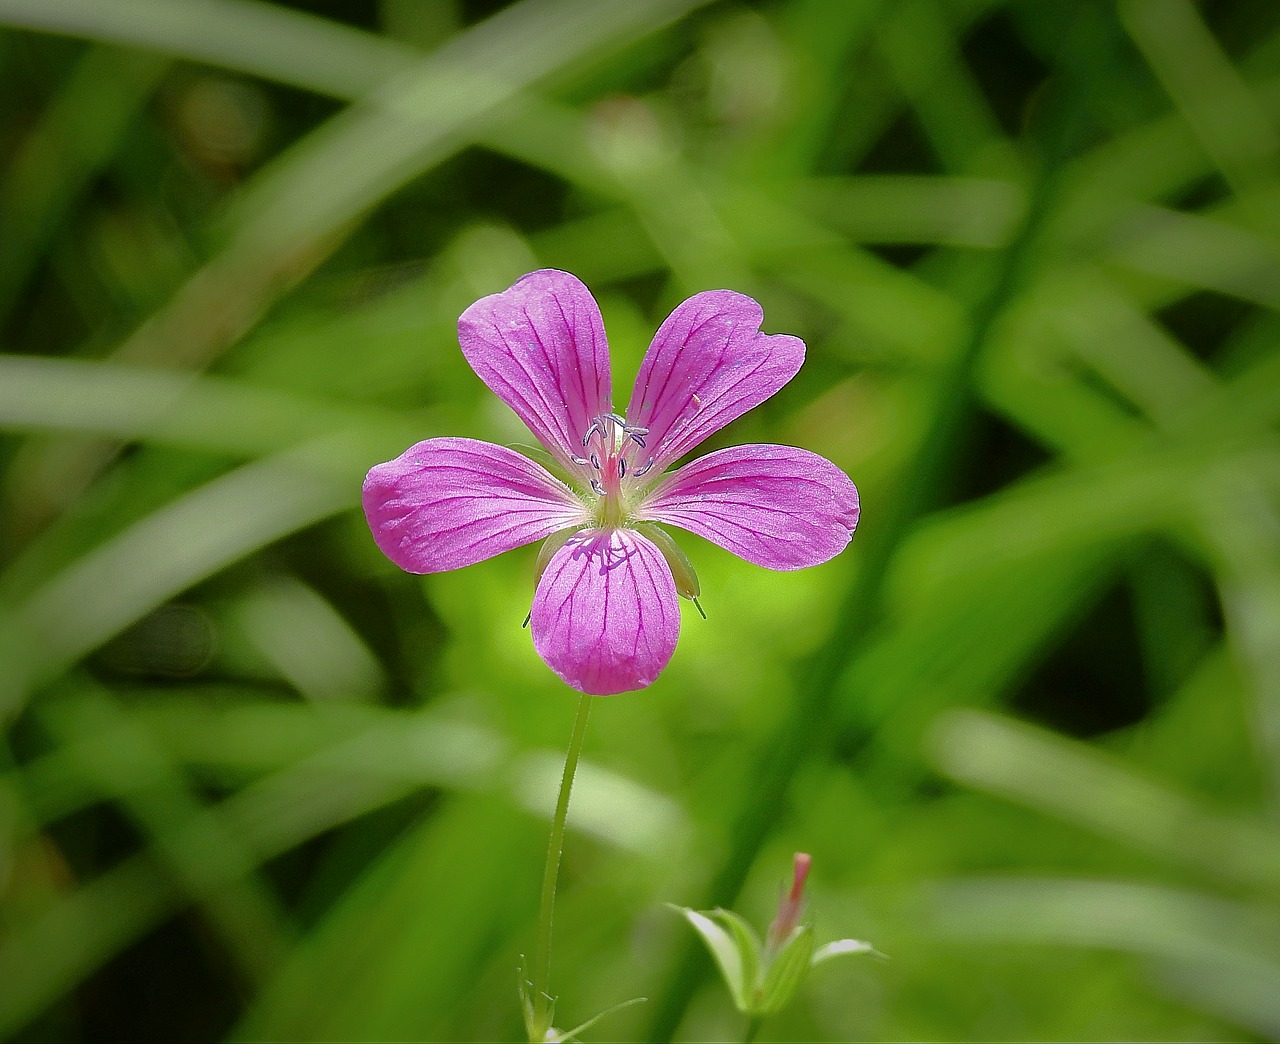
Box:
[572, 412, 655, 525]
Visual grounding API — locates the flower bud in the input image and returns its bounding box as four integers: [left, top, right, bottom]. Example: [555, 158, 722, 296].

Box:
[671, 852, 875, 1024]
[767, 851, 811, 951]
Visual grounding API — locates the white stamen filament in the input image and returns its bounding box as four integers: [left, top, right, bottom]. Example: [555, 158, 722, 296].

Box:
[576, 412, 653, 525]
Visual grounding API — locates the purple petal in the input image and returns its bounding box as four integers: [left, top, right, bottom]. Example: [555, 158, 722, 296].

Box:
[363, 437, 587, 573]
[625, 291, 804, 474]
[638, 445, 859, 570]
[458, 269, 612, 472]
[531, 528, 679, 695]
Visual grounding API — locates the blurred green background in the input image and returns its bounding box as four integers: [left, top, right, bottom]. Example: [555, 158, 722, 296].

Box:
[2, 0, 1280, 1040]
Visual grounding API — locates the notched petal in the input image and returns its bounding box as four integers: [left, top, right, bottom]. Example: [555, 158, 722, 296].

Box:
[530, 528, 679, 695]
[626, 290, 805, 474]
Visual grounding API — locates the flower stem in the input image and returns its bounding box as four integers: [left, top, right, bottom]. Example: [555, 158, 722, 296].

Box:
[531, 692, 593, 1037]
[743, 1016, 763, 1043]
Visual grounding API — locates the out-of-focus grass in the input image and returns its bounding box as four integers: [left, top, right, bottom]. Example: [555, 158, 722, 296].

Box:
[1, 0, 1279, 1040]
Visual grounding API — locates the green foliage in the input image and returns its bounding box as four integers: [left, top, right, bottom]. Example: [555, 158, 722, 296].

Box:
[2, 0, 1280, 1040]
[757, 925, 814, 1018]
[671, 906, 760, 1013]
[671, 901, 869, 1023]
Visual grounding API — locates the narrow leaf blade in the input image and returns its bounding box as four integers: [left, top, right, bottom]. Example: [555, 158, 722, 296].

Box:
[668, 905, 749, 1011]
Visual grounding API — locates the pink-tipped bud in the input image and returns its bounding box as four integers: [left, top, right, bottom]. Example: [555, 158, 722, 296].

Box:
[788, 852, 812, 902]
[767, 852, 812, 951]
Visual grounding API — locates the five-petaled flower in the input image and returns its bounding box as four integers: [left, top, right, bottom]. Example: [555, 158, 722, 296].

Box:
[362, 270, 858, 695]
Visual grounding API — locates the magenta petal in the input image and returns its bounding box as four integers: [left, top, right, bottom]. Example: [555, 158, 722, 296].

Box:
[458, 269, 612, 471]
[363, 437, 587, 573]
[626, 291, 805, 473]
[531, 528, 679, 695]
[638, 444, 859, 570]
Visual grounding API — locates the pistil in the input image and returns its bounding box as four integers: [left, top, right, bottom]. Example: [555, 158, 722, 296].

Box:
[575, 413, 653, 526]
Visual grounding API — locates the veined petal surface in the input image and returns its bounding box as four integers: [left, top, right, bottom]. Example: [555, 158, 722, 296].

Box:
[625, 291, 804, 474]
[363, 437, 587, 573]
[638, 445, 858, 570]
[458, 269, 611, 472]
[531, 528, 679, 695]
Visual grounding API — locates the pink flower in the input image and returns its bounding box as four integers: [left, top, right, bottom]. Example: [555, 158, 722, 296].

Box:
[363, 270, 858, 695]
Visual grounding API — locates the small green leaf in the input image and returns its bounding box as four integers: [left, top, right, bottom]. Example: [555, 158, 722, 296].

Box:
[551, 995, 646, 1042]
[668, 904, 750, 1011]
[755, 924, 814, 1017]
[812, 938, 879, 965]
[709, 908, 763, 1000]
[516, 958, 544, 1043]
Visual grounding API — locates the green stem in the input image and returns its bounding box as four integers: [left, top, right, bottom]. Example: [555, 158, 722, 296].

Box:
[531, 693, 593, 1037]
[743, 1016, 763, 1043]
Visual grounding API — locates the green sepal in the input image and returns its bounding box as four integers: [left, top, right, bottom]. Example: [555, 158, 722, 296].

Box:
[635, 524, 700, 600]
[534, 528, 577, 584]
[517, 957, 552, 1043]
[754, 924, 814, 1017]
[508, 442, 574, 485]
[668, 904, 753, 1012]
